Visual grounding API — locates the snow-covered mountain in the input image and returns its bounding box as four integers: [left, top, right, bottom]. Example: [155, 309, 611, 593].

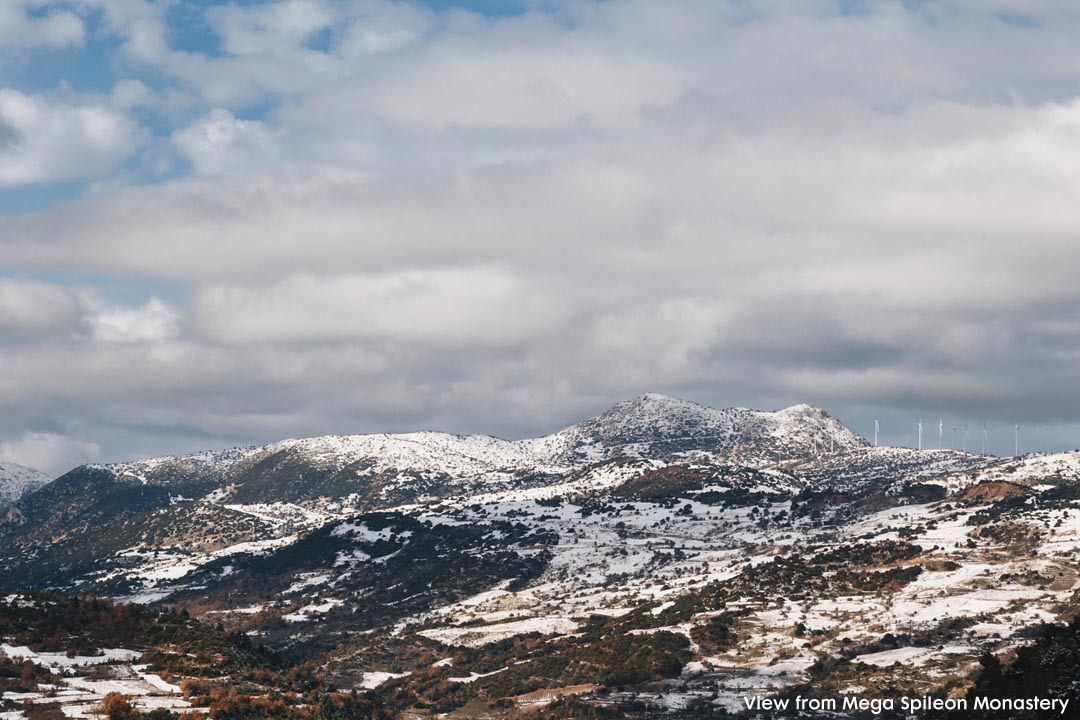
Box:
[8, 396, 1080, 719]
[0, 461, 50, 507]
[563, 395, 865, 464]
[95, 394, 866, 502]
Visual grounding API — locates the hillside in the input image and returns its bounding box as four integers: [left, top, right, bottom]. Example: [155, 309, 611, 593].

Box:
[0, 592, 392, 719]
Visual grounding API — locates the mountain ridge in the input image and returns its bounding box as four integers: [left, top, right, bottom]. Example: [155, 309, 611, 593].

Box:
[87, 394, 866, 487]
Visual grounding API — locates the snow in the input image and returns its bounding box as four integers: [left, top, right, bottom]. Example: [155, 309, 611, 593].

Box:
[4, 676, 190, 720]
[285, 572, 333, 593]
[132, 664, 183, 694]
[419, 617, 578, 646]
[855, 645, 977, 668]
[283, 598, 344, 622]
[358, 671, 409, 689]
[102, 445, 262, 480]
[330, 522, 397, 542]
[109, 533, 302, 604]
[458, 587, 512, 607]
[266, 430, 575, 483]
[1, 644, 140, 668]
[447, 668, 508, 683]
[224, 503, 337, 531]
[0, 461, 51, 506]
[0, 647, 191, 720]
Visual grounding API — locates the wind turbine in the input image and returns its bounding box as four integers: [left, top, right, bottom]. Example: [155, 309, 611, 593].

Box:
[938, 418, 944, 450]
[874, 419, 879, 447]
[918, 420, 923, 451]
[952, 425, 957, 450]
[963, 420, 969, 453]
[1014, 424, 1020, 458]
[982, 421, 988, 456]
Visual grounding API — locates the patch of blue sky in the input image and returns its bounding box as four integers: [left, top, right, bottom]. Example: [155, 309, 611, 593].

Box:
[165, 2, 224, 56]
[833, 0, 873, 15]
[997, 11, 1040, 29]
[0, 183, 86, 215]
[304, 25, 335, 53]
[2, 41, 119, 96]
[418, 0, 553, 18]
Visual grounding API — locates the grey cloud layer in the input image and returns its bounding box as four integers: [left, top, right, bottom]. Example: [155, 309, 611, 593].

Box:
[3, 0, 1080, 470]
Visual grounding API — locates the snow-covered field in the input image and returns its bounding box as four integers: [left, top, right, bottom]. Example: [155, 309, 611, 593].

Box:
[0, 646, 190, 719]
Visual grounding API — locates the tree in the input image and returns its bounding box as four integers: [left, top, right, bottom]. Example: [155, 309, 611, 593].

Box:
[101, 692, 137, 720]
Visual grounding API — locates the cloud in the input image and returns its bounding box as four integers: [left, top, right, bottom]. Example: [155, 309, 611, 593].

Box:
[81, 0, 171, 63]
[0, 3, 85, 52]
[0, 115, 20, 150]
[4, 1, 1080, 460]
[335, 2, 432, 57]
[0, 432, 100, 477]
[82, 296, 180, 343]
[172, 109, 283, 175]
[193, 268, 571, 346]
[0, 279, 80, 335]
[207, 0, 335, 56]
[317, 36, 688, 131]
[0, 90, 138, 186]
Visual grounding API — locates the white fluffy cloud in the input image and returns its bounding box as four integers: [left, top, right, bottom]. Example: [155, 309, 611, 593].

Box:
[0, 2, 84, 51]
[83, 296, 180, 343]
[172, 109, 283, 175]
[207, 0, 335, 56]
[0, 90, 137, 186]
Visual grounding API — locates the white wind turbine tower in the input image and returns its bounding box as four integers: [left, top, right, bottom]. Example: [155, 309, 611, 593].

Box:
[952, 425, 957, 450]
[918, 419, 923, 450]
[1014, 423, 1020, 458]
[982, 421, 988, 456]
[874, 419, 879, 447]
[938, 418, 944, 450]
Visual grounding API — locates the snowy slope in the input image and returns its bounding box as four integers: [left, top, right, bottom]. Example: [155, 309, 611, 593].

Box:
[103, 445, 265, 485]
[783, 446, 1002, 492]
[0, 461, 51, 507]
[265, 429, 574, 478]
[786, 447, 1080, 495]
[951, 450, 1080, 487]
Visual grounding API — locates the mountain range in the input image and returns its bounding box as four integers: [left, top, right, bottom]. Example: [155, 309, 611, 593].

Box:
[2, 394, 1079, 719]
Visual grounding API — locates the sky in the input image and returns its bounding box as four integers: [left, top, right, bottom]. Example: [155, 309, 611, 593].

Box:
[3, 0, 1080, 475]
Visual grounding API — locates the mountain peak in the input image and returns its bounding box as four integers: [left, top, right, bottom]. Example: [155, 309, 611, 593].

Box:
[0, 461, 52, 507]
[639, 392, 677, 402]
[779, 402, 825, 414]
[609, 392, 691, 409]
[565, 395, 866, 466]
